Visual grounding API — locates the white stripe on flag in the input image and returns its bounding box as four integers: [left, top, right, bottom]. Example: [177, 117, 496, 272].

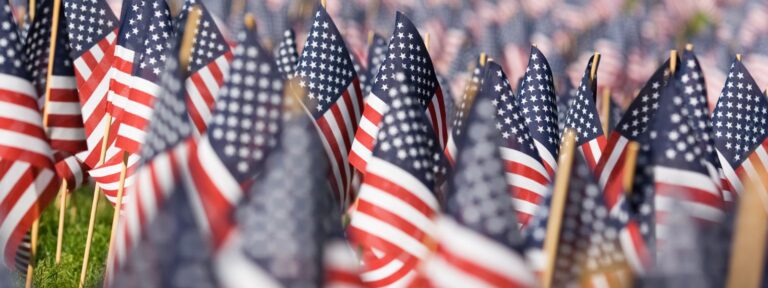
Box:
[598, 136, 628, 188]
[500, 147, 551, 182]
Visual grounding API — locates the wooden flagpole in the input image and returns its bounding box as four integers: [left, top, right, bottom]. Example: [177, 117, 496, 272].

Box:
[28, 0, 35, 21]
[670, 50, 678, 74]
[600, 87, 610, 134]
[589, 52, 600, 84]
[622, 141, 640, 195]
[424, 32, 430, 51]
[542, 129, 577, 288]
[479, 52, 487, 66]
[78, 116, 111, 288]
[736, 53, 742, 62]
[102, 152, 128, 283]
[726, 176, 768, 288]
[320, 0, 327, 8]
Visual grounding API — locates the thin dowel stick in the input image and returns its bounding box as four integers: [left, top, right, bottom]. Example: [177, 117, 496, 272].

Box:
[424, 33, 430, 51]
[179, 6, 201, 72]
[542, 130, 577, 288]
[589, 52, 600, 85]
[601, 87, 610, 134]
[670, 50, 678, 74]
[320, 0, 326, 8]
[685, 43, 694, 51]
[622, 142, 640, 195]
[103, 152, 128, 284]
[79, 113, 112, 288]
[55, 180, 67, 263]
[40, 0, 62, 126]
[243, 13, 255, 31]
[479, 52, 487, 66]
[726, 177, 768, 288]
[28, 0, 35, 21]
[25, 219, 39, 288]
[367, 30, 374, 45]
[736, 54, 742, 62]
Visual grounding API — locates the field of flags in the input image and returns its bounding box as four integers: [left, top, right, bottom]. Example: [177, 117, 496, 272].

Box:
[0, 0, 768, 287]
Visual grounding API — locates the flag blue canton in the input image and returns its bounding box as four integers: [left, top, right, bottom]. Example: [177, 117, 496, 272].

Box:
[551, 152, 627, 286]
[517, 47, 559, 158]
[183, 5, 229, 74]
[274, 29, 298, 80]
[486, 62, 539, 159]
[650, 77, 714, 174]
[234, 113, 330, 287]
[712, 59, 768, 168]
[0, 3, 30, 79]
[446, 83, 521, 249]
[564, 55, 603, 145]
[117, 0, 173, 80]
[451, 56, 484, 140]
[206, 29, 284, 184]
[137, 42, 191, 164]
[369, 12, 438, 108]
[628, 132, 656, 250]
[23, 0, 75, 96]
[678, 51, 720, 167]
[556, 80, 576, 135]
[62, 0, 118, 56]
[296, 6, 357, 118]
[113, 180, 219, 288]
[364, 33, 387, 95]
[372, 84, 448, 189]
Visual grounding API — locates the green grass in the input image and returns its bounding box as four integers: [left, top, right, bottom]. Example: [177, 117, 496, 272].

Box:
[29, 185, 114, 287]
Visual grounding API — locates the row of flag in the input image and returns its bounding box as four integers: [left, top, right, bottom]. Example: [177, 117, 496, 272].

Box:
[0, 0, 766, 287]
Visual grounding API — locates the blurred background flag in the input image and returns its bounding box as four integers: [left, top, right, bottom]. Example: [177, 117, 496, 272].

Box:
[417, 71, 537, 288]
[348, 82, 448, 287]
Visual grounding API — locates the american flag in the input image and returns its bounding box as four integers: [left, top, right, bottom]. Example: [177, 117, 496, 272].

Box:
[178, 2, 233, 135]
[53, 151, 89, 190]
[517, 46, 559, 177]
[90, 0, 175, 205]
[637, 198, 710, 287]
[594, 59, 672, 213]
[444, 55, 483, 165]
[620, 132, 656, 274]
[0, 1, 59, 268]
[417, 83, 537, 288]
[712, 59, 768, 202]
[562, 55, 606, 171]
[183, 28, 284, 250]
[651, 65, 725, 242]
[364, 33, 387, 96]
[549, 148, 631, 287]
[348, 83, 449, 287]
[107, 35, 193, 281]
[295, 6, 363, 208]
[348, 12, 447, 176]
[61, 0, 119, 169]
[274, 29, 298, 80]
[112, 175, 219, 288]
[110, 0, 173, 154]
[215, 110, 337, 287]
[483, 61, 550, 227]
[23, 0, 86, 155]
